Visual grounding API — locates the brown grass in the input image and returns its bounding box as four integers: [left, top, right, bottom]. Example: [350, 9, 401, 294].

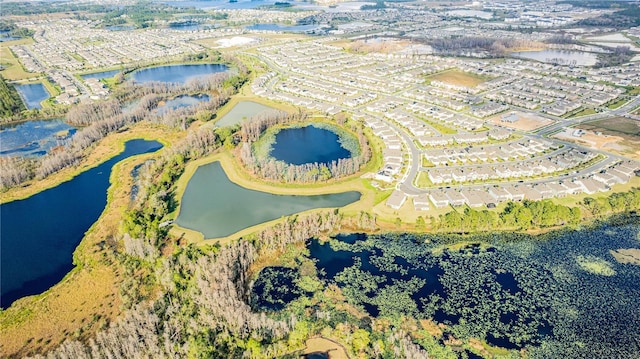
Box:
[610, 248, 640, 265]
[576, 117, 640, 160]
[427, 70, 491, 88]
[303, 337, 350, 359]
[488, 111, 554, 131]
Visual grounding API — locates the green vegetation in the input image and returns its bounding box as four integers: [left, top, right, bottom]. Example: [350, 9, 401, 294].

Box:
[566, 107, 596, 118]
[303, 219, 640, 357]
[419, 117, 458, 135]
[607, 97, 628, 109]
[0, 75, 25, 118]
[434, 189, 640, 234]
[575, 255, 616, 276]
[361, 0, 386, 10]
[101, 1, 203, 28]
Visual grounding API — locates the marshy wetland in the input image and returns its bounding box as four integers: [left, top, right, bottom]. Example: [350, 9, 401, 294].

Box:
[252, 220, 640, 357]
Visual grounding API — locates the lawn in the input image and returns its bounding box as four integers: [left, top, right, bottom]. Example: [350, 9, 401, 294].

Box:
[415, 171, 433, 188]
[567, 107, 596, 118]
[607, 98, 628, 109]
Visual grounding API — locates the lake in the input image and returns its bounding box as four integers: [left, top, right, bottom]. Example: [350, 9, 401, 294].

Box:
[156, 94, 210, 115]
[0, 119, 76, 157]
[511, 50, 598, 66]
[305, 221, 640, 356]
[15, 83, 50, 109]
[215, 101, 275, 127]
[176, 161, 360, 238]
[81, 70, 120, 81]
[246, 24, 322, 33]
[160, 0, 278, 10]
[269, 125, 352, 165]
[131, 63, 228, 84]
[0, 139, 162, 308]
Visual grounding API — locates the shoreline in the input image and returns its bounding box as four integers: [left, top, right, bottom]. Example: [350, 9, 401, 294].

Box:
[0, 123, 183, 204]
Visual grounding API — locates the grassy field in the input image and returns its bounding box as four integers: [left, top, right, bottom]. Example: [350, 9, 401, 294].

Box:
[0, 38, 39, 81]
[0, 124, 185, 357]
[420, 117, 458, 135]
[415, 171, 433, 188]
[578, 117, 640, 139]
[427, 70, 491, 88]
[607, 97, 628, 110]
[567, 107, 597, 118]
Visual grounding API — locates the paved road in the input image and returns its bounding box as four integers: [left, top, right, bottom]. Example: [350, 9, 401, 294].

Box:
[244, 44, 639, 197]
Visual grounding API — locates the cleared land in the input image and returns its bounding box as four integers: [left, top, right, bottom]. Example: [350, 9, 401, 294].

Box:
[302, 337, 350, 359]
[427, 70, 491, 88]
[553, 128, 625, 151]
[576, 117, 640, 159]
[488, 111, 554, 131]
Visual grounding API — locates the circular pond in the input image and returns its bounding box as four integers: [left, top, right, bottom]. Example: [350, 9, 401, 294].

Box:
[269, 125, 353, 165]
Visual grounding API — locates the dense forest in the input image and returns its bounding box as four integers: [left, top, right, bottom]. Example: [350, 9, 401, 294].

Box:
[428, 37, 540, 57]
[0, 75, 26, 119]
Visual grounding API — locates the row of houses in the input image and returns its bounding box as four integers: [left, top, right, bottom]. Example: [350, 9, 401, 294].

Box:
[425, 149, 596, 184]
[423, 137, 554, 166]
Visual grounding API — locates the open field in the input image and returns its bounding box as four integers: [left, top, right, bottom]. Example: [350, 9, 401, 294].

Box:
[0, 124, 184, 357]
[576, 117, 640, 159]
[427, 69, 491, 88]
[0, 38, 38, 81]
[552, 128, 625, 151]
[488, 111, 554, 131]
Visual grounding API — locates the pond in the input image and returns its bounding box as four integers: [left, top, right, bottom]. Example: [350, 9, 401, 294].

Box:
[156, 94, 210, 115]
[250, 266, 305, 311]
[160, 0, 278, 10]
[215, 101, 275, 127]
[131, 63, 228, 85]
[0, 119, 76, 157]
[175, 161, 360, 238]
[511, 50, 598, 66]
[303, 222, 640, 356]
[81, 70, 120, 81]
[15, 83, 50, 109]
[106, 25, 135, 31]
[246, 24, 322, 33]
[269, 125, 352, 165]
[0, 139, 162, 308]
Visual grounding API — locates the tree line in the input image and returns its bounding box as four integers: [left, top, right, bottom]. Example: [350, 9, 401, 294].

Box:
[428, 189, 640, 234]
[0, 75, 26, 121]
[238, 112, 372, 184]
[428, 37, 540, 57]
